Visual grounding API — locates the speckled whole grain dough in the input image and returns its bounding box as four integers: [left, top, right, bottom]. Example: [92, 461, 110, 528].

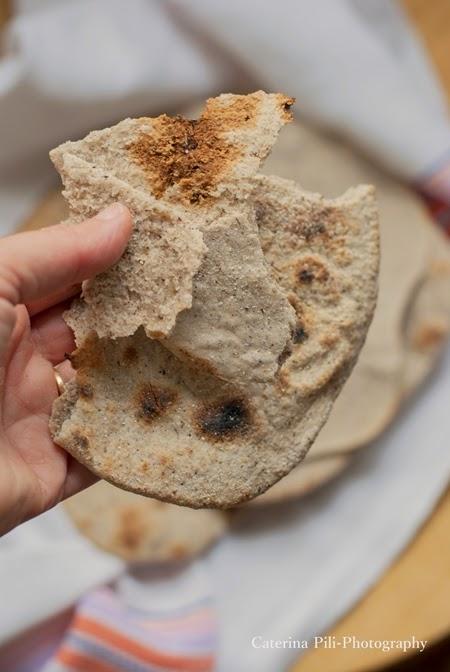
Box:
[263, 118, 446, 459]
[50, 92, 379, 508]
[247, 455, 349, 506]
[64, 481, 228, 563]
[51, 91, 294, 341]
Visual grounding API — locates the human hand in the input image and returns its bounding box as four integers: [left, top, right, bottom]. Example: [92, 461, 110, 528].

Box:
[0, 203, 132, 535]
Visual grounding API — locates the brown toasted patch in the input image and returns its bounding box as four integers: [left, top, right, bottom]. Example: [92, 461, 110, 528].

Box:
[319, 330, 339, 348]
[287, 291, 303, 313]
[170, 544, 188, 560]
[140, 461, 149, 473]
[291, 205, 347, 243]
[202, 94, 259, 127]
[128, 93, 294, 204]
[295, 256, 330, 285]
[165, 346, 230, 384]
[123, 346, 138, 364]
[129, 114, 239, 204]
[158, 454, 174, 468]
[413, 321, 449, 350]
[77, 516, 93, 533]
[70, 333, 105, 371]
[115, 506, 145, 552]
[431, 259, 450, 275]
[148, 329, 166, 339]
[70, 432, 89, 453]
[194, 397, 252, 442]
[135, 383, 177, 424]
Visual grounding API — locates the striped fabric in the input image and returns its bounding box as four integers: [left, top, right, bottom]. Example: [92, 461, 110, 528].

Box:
[420, 191, 450, 235]
[417, 155, 450, 235]
[40, 587, 216, 672]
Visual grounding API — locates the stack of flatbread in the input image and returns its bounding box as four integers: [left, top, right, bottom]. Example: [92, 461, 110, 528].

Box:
[48, 91, 379, 514]
[249, 120, 450, 505]
[24, 91, 450, 560]
[35, 91, 384, 561]
[22, 93, 449, 561]
[24, 90, 450, 561]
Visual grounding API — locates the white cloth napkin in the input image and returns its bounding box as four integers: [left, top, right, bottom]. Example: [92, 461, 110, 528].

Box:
[1, 2, 450, 671]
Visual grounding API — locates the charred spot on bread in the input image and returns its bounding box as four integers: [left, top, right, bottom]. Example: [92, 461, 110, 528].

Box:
[135, 383, 177, 423]
[292, 323, 309, 344]
[70, 333, 105, 370]
[298, 268, 315, 283]
[194, 397, 252, 441]
[281, 96, 295, 117]
[295, 257, 330, 285]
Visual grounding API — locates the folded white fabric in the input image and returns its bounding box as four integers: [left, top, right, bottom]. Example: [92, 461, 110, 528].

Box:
[2, 0, 449, 180]
[176, 0, 450, 182]
[1, 2, 450, 671]
[0, 508, 122, 645]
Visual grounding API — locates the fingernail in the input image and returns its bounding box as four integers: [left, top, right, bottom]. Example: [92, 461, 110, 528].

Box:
[96, 203, 128, 222]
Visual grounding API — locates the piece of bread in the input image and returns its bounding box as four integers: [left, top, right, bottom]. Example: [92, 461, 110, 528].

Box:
[64, 481, 227, 563]
[246, 455, 349, 506]
[51, 92, 294, 341]
[50, 92, 379, 508]
[263, 117, 449, 460]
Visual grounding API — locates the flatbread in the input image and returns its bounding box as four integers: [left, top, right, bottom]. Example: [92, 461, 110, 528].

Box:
[402, 222, 450, 394]
[248, 214, 449, 510]
[50, 93, 379, 508]
[64, 481, 227, 563]
[246, 455, 349, 506]
[51, 91, 294, 341]
[263, 120, 437, 459]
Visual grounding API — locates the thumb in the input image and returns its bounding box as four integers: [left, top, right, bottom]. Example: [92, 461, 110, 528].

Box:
[0, 203, 132, 362]
[0, 203, 132, 307]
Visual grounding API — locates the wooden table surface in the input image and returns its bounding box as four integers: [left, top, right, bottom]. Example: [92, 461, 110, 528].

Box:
[1, 0, 449, 670]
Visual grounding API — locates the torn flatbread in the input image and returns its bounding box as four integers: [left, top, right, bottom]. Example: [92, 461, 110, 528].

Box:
[50, 93, 379, 508]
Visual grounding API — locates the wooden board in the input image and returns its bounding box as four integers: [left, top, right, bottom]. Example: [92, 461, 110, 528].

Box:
[0, 0, 10, 29]
[291, 488, 450, 671]
[403, 0, 450, 103]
